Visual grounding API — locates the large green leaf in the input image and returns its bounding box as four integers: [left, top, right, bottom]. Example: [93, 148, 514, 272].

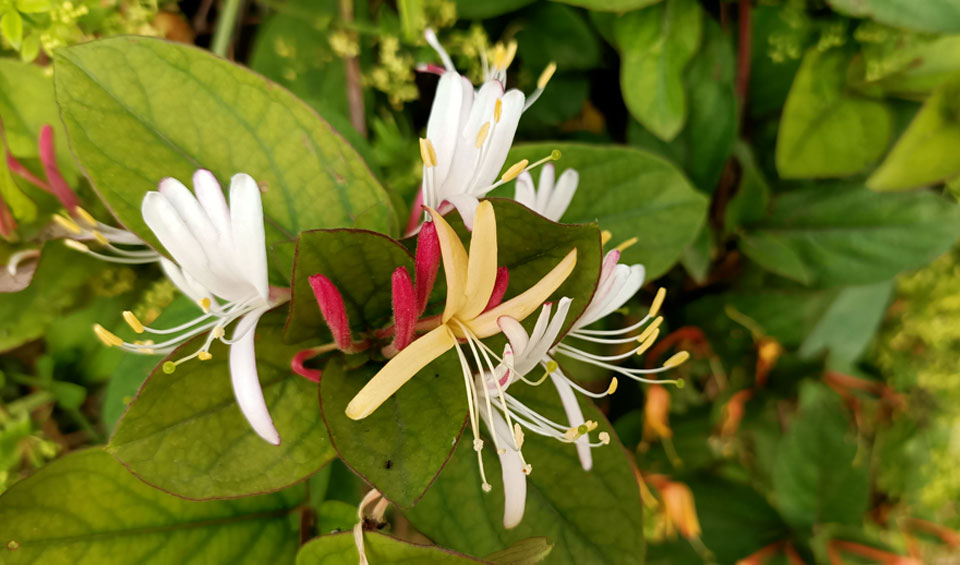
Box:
[827, 0, 960, 34]
[405, 384, 644, 565]
[285, 229, 412, 343]
[54, 36, 395, 253]
[551, 0, 662, 12]
[772, 381, 870, 529]
[616, 0, 702, 141]
[776, 48, 892, 178]
[320, 356, 465, 508]
[506, 144, 708, 279]
[297, 532, 486, 564]
[108, 309, 336, 499]
[455, 0, 536, 19]
[868, 76, 960, 191]
[740, 184, 960, 286]
[516, 3, 601, 72]
[798, 281, 894, 364]
[0, 449, 304, 564]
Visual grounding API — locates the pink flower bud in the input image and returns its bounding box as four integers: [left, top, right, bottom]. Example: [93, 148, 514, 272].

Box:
[415, 220, 441, 314]
[483, 267, 510, 312]
[391, 267, 417, 351]
[39, 126, 78, 211]
[308, 274, 354, 352]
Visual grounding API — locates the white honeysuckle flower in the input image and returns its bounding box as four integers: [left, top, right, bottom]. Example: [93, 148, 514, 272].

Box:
[416, 29, 558, 230]
[92, 170, 283, 446]
[573, 249, 646, 330]
[513, 163, 579, 222]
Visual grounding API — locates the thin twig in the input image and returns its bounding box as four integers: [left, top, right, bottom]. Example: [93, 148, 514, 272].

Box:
[735, 0, 752, 111]
[340, 0, 367, 136]
[211, 0, 245, 58]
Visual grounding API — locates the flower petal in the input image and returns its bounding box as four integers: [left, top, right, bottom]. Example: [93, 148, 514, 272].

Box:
[142, 191, 215, 289]
[345, 325, 457, 420]
[520, 298, 571, 375]
[159, 257, 213, 307]
[460, 200, 498, 319]
[426, 210, 469, 322]
[229, 307, 280, 445]
[193, 169, 231, 241]
[497, 315, 529, 356]
[534, 163, 555, 213]
[467, 248, 577, 338]
[426, 72, 470, 190]
[444, 193, 480, 231]
[229, 173, 270, 301]
[472, 89, 525, 193]
[513, 172, 536, 210]
[544, 168, 578, 222]
[483, 409, 527, 529]
[549, 368, 592, 471]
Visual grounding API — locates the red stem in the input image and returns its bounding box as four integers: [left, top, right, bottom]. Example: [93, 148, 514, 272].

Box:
[736, 0, 752, 110]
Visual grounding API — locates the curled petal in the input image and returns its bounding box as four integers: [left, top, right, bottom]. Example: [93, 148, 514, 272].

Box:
[229, 308, 280, 445]
[0, 195, 15, 239]
[483, 267, 509, 312]
[544, 168, 578, 222]
[483, 409, 527, 529]
[391, 267, 417, 351]
[550, 368, 592, 471]
[229, 173, 270, 301]
[426, 208, 469, 322]
[309, 274, 354, 352]
[514, 172, 536, 210]
[414, 219, 440, 315]
[461, 200, 498, 319]
[292, 349, 323, 383]
[38, 126, 78, 211]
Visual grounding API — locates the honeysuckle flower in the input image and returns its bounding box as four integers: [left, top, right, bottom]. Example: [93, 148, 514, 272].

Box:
[650, 477, 702, 541]
[345, 200, 577, 491]
[409, 29, 558, 231]
[92, 170, 283, 445]
[513, 163, 579, 222]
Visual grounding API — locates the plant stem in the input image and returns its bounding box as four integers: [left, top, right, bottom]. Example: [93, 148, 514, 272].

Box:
[211, 0, 244, 58]
[736, 0, 752, 111]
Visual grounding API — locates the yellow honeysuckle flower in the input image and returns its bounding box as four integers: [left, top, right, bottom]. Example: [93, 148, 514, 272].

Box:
[345, 199, 577, 421]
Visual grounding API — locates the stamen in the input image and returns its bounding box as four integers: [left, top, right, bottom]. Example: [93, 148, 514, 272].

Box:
[636, 317, 663, 343]
[501, 159, 529, 182]
[599, 432, 610, 445]
[663, 351, 690, 368]
[636, 328, 660, 356]
[492, 43, 506, 69]
[199, 297, 211, 313]
[649, 287, 667, 317]
[122, 311, 145, 334]
[74, 207, 97, 227]
[53, 214, 83, 235]
[92, 231, 110, 246]
[494, 99, 502, 123]
[93, 324, 123, 347]
[419, 138, 437, 168]
[475, 122, 491, 148]
[601, 230, 612, 246]
[513, 423, 524, 449]
[537, 62, 557, 89]
[615, 237, 638, 252]
[607, 377, 619, 395]
[198, 351, 213, 361]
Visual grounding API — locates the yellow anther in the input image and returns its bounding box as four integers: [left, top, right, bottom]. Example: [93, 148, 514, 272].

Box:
[93, 324, 123, 347]
[513, 423, 524, 449]
[615, 236, 639, 252]
[545, 360, 559, 373]
[74, 207, 97, 227]
[212, 326, 225, 339]
[493, 43, 506, 69]
[636, 316, 664, 344]
[473, 438, 484, 452]
[122, 311, 145, 334]
[501, 159, 529, 182]
[585, 420, 598, 432]
[601, 230, 612, 246]
[92, 230, 110, 246]
[53, 213, 83, 235]
[64, 239, 90, 253]
[636, 328, 660, 356]
[649, 287, 667, 317]
[494, 99, 502, 123]
[198, 351, 213, 361]
[419, 138, 438, 168]
[504, 41, 518, 69]
[607, 377, 619, 395]
[599, 432, 610, 445]
[537, 62, 557, 90]
[134, 339, 155, 354]
[564, 427, 579, 441]
[199, 297, 211, 313]
[663, 351, 690, 369]
[475, 122, 491, 148]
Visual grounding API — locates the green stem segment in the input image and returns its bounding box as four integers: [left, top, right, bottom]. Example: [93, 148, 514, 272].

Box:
[211, 0, 245, 58]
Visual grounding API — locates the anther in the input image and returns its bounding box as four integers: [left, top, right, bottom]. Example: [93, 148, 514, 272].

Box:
[607, 377, 619, 395]
[93, 324, 123, 347]
[482, 482, 492, 492]
[64, 239, 90, 253]
[198, 351, 213, 361]
[663, 351, 690, 369]
[419, 138, 438, 168]
[53, 214, 83, 235]
[649, 287, 667, 317]
[503, 41, 518, 69]
[501, 159, 529, 182]
[211, 326, 225, 339]
[122, 311, 145, 334]
[513, 423, 524, 449]
[599, 432, 610, 445]
[636, 328, 660, 356]
[473, 438, 484, 452]
[475, 122, 491, 148]
[615, 237, 638, 252]
[494, 99, 502, 123]
[199, 297, 211, 313]
[600, 230, 612, 246]
[521, 463, 532, 475]
[636, 317, 664, 344]
[74, 207, 97, 227]
[92, 231, 109, 246]
[537, 62, 557, 90]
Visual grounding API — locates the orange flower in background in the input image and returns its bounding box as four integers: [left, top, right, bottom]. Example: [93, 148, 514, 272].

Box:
[643, 384, 672, 441]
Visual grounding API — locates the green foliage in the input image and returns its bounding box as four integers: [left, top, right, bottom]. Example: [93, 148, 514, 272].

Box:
[827, 0, 960, 34]
[297, 532, 482, 564]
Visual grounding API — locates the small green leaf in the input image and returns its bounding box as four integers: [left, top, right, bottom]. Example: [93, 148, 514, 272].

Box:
[868, 76, 960, 191]
[320, 356, 465, 508]
[506, 143, 708, 279]
[616, 0, 702, 141]
[798, 280, 894, 364]
[109, 310, 336, 500]
[773, 381, 870, 529]
[1, 10, 23, 49]
[0, 135, 35, 223]
[776, 48, 892, 178]
[315, 500, 356, 535]
[406, 384, 644, 565]
[827, 0, 960, 34]
[54, 37, 396, 256]
[15, 0, 50, 13]
[297, 531, 485, 564]
[0, 449, 304, 564]
[551, 0, 662, 11]
[484, 538, 553, 564]
[740, 184, 960, 286]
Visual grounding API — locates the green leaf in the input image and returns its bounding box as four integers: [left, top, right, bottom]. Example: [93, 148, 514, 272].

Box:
[0, 449, 304, 564]
[320, 356, 465, 508]
[406, 384, 644, 565]
[827, 0, 960, 34]
[724, 143, 771, 234]
[506, 143, 708, 279]
[616, 0, 702, 141]
[772, 381, 869, 529]
[0, 136, 35, 223]
[1, 10, 23, 49]
[314, 500, 356, 534]
[297, 531, 485, 564]
[740, 184, 960, 286]
[776, 48, 892, 178]
[868, 76, 960, 191]
[516, 3, 601, 72]
[872, 35, 960, 99]
[15, 0, 50, 13]
[484, 538, 553, 564]
[54, 37, 395, 255]
[551, 0, 663, 12]
[798, 281, 894, 364]
[108, 309, 336, 499]
[286, 229, 412, 343]
[455, 0, 535, 19]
